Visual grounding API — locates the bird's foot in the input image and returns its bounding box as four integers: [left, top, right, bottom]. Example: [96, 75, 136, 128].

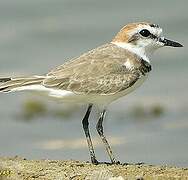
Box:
[122, 162, 145, 166]
[91, 157, 99, 165]
[111, 160, 121, 165]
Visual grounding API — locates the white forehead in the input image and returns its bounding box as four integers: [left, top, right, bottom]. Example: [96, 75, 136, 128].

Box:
[129, 24, 163, 37]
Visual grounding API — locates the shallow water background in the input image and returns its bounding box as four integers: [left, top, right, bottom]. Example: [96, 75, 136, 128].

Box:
[0, 0, 188, 167]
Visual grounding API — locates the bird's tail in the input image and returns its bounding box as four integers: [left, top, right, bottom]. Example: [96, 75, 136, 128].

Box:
[0, 76, 45, 93]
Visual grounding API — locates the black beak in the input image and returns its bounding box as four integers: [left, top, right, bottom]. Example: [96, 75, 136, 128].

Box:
[160, 38, 183, 47]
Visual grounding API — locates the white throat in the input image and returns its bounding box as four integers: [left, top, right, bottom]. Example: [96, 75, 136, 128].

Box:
[111, 42, 151, 63]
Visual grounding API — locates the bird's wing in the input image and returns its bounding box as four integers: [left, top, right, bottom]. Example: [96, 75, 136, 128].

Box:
[43, 43, 149, 95]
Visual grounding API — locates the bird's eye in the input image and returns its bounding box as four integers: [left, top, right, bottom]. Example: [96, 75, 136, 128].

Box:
[139, 29, 151, 37]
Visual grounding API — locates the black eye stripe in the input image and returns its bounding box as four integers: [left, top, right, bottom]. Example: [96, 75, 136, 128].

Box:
[139, 29, 151, 37]
[139, 29, 158, 39]
[150, 34, 157, 39]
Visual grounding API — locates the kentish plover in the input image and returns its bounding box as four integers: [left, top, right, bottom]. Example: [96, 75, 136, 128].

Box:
[0, 22, 183, 164]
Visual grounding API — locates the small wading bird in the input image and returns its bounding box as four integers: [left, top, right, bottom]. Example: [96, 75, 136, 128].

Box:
[0, 22, 183, 164]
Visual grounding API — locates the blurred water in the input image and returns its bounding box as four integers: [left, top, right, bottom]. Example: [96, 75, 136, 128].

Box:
[0, 0, 188, 167]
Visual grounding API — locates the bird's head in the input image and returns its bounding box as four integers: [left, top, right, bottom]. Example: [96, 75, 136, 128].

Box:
[112, 22, 183, 60]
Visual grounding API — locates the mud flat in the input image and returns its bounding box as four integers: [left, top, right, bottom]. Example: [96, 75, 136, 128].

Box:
[0, 156, 188, 180]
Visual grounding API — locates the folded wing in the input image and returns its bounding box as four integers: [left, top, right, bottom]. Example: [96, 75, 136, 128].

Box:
[43, 43, 143, 95]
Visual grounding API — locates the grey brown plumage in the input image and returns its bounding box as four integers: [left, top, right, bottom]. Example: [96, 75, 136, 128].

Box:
[0, 78, 11, 83]
[0, 43, 151, 95]
[0, 76, 45, 92]
[43, 43, 151, 95]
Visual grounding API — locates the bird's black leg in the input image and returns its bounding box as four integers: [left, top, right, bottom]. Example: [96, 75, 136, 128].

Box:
[82, 104, 98, 164]
[96, 109, 118, 164]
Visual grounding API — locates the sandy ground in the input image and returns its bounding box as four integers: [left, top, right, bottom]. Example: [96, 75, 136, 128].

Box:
[0, 156, 188, 180]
